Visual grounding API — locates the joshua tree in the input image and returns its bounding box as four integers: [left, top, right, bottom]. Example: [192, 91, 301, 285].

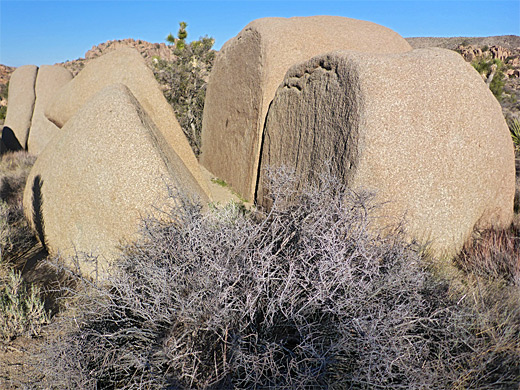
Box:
[176, 21, 188, 51]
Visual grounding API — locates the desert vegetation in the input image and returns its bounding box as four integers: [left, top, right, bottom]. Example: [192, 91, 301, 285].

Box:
[0, 160, 518, 388]
[0, 81, 8, 123]
[0, 151, 48, 342]
[471, 57, 507, 101]
[153, 23, 215, 156]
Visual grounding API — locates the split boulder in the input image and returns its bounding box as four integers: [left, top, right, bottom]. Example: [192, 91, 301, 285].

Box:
[45, 47, 210, 197]
[24, 83, 210, 275]
[258, 48, 515, 257]
[200, 16, 412, 201]
[2, 65, 38, 150]
[28, 65, 73, 155]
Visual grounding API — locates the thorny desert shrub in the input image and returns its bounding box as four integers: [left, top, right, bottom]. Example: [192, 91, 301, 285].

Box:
[41, 168, 520, 389]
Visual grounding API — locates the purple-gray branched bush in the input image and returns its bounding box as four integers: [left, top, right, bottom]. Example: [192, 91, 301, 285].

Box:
[41, 168, 520, 389]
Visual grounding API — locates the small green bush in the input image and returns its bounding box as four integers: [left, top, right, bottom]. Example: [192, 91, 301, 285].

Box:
[509, 118, 520, 152]
[0, 269, 49, 341]
[471, 58, 506, 101]
[0, 81, 9, 101]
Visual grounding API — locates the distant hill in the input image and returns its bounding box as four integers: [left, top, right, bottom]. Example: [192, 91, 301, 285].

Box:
[405, 35, 520, 50]
[1, 35, 519, 123]
[406, 35, 520, 122]
[60, 38, 177, 76]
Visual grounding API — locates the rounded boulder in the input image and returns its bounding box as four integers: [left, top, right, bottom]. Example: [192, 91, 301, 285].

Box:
[200, 16, 412, 201]
[258, 48, 515, 258]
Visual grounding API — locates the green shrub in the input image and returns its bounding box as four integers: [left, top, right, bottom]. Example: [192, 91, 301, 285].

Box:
[40, 168, 520, 389]
[0, 269, 49, 341]
[510, 118, 520, 153]
[0, 81, 8, 122]
[0, 81, 9, 101]
[471, 58, 506, 101]
[154, 26, 215, 156]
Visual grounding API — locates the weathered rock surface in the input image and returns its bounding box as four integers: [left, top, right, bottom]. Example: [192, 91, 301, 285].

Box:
[200, 16, 412, 201]
[45, 48, 210, 197]
[24, 84, 209, 274]
[2, 65, 38, 149]
[258, 48, 515, 257]
[27, 65, 73, 155]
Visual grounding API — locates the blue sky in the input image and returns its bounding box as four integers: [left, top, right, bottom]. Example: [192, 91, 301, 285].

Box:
[1, 1, 519, 67]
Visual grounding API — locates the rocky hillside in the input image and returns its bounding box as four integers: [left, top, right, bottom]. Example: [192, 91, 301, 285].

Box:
[0, 65, 15, 107]
[405, 35, 520, 50]
[407, 36, 520, 122]
[1, 35, 519, 120]
[60, 38, 177, 76]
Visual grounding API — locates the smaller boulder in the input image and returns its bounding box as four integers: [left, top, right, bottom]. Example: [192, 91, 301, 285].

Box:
[44, 48, 210, 198]
[24, 83, 209, 275]
[28, 65, 73, 155]
[2, 65, 38, 150]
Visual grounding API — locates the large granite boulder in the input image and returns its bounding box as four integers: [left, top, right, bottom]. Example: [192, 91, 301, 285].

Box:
[2, 65, 38, 150]
[200, 16, 412, 201]
[28, 65, 73, 155]
[45, 48, 210, 197]
[24, 84, 209, 274]
[257, 48, 515, 258]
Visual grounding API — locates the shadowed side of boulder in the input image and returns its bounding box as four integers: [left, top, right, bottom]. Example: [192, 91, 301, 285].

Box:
[201, 16, 413, 201]
[2, 65, 38, 150]
[24, 83, 209, 275]
[258, 48, 515, 258]
[28, 65, 73, 155]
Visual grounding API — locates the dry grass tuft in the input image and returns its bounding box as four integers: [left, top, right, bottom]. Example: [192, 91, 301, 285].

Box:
[455, 227, 520, 285]
[0, 151, 38, 265]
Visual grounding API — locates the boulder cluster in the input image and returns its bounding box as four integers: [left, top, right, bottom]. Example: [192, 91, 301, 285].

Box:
[2, 65, 72, 155]
[1, 16, 516, 272]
